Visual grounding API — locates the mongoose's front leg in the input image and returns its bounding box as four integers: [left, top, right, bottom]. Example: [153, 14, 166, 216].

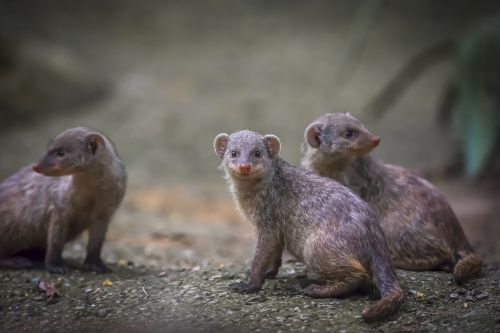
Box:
[45, 211, 71, 274]
[232, 232, 283, 293]
[265, 251, 282, 278]
[84, 217, 112, 273]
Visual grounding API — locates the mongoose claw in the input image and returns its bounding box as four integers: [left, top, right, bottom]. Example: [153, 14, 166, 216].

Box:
[303, 284, 326, 298]
[84, 260, 112, 274]
[46, 263, 72, 274]
[229, 282, 261, 294]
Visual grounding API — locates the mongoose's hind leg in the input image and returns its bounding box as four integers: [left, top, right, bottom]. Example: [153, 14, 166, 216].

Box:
[303, 280, 361, 298]
[0, 257, 35, 269]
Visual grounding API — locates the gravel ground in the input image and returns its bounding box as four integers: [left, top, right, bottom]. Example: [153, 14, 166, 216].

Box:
[1, 184, 500, 333]
[1, 261, 499, 333]
[1, 2, 500, 332]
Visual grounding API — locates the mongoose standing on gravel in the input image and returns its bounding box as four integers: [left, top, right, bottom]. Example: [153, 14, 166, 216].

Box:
[214, 130, 404, 322]
[302, 113, 483, 283]
[0, 127, 126, 273]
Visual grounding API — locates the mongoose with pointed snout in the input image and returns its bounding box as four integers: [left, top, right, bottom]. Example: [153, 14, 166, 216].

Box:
[0, 127, 126, 273]
[302, 112, 483, 283]
[214, 130, 403, 322]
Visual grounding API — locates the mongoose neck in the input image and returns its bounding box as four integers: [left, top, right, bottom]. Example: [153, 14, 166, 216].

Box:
[72, 140, 126, 195]
[226, 159, 281, 214]
[302, 147, 352, 176]
[333, 155, 387, 204]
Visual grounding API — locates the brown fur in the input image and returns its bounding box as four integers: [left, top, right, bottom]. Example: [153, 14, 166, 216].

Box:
[215, 130, 403, 322]
[302, 113, 483, 283]
[0, 127, 126, 273]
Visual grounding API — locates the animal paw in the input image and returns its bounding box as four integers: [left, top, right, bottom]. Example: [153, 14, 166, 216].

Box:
[229, 282, 261, 294]
[84, 259, 112, 274]
[46, 262, 72, 274]
[303, 284, 325, 298]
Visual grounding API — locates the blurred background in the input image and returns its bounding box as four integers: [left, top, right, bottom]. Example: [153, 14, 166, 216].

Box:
[0, 0, 499, 269]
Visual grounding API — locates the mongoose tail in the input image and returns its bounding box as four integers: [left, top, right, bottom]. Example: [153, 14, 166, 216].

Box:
[362, 255, 404, 322]
[453, 253, 483, 284]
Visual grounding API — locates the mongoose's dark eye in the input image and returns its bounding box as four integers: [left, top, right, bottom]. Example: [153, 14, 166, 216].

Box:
[254, 150, 261, 157]
[231, 150, 238, 158]
[56, 148, 65, 157]
[344, 129, 355, 138]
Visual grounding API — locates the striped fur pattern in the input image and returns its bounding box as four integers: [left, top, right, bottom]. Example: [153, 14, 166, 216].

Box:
[215, 130, 403, 322]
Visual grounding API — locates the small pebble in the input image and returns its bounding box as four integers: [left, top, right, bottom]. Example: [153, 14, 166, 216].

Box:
[475, 293, 488, 300]
[97, 309, 108, 317]
[31, 277, 41, 286]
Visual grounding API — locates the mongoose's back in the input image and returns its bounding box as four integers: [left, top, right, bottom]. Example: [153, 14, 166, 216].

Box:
[0, 166, 71, 253]
[302, 112, 483, 283]
[268, 160, 384, 261]
[0, 127, 126, 273]
[215, 129, 403, 321]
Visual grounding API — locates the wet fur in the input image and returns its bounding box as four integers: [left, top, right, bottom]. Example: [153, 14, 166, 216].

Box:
[215, 130, 403, 322]
[0, 127, 126, 273]
[302, 113, 483, 283]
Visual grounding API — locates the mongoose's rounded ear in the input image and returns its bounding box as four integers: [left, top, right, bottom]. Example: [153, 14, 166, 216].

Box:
[85, 133, 105, 155]
[264, 135, 281, 158]
[305, 123, 322, 148]
[214, 133, 229, 158]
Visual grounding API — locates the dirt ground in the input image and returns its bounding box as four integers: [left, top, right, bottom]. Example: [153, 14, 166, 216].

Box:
[1, 2, 500, 332]
[1, 182, 499, 333]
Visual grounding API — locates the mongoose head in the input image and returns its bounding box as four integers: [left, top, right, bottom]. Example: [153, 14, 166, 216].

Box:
[304, 112, 380, 158]
[33, 127, 108, 176]
[214, 130, 281, 180]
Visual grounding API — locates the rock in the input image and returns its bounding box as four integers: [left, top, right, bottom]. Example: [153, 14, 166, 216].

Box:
[449, 293, 459, 299]
[475, 293, 489, 300]
[97, 308, 108, 317]
[209, 274, 223, 281]
[31, 277, 41, 286]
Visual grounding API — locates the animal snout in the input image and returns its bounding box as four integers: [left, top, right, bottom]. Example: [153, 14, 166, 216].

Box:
[372, 136, 381, 147]
[238, 163, 252, 174]
[32, 164, 41, 173]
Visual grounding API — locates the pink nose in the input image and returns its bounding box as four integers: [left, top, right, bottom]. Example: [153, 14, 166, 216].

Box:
[32, 164, 41, 173]
[372, 136, 381, 147]
[239, 164, 252, 174]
